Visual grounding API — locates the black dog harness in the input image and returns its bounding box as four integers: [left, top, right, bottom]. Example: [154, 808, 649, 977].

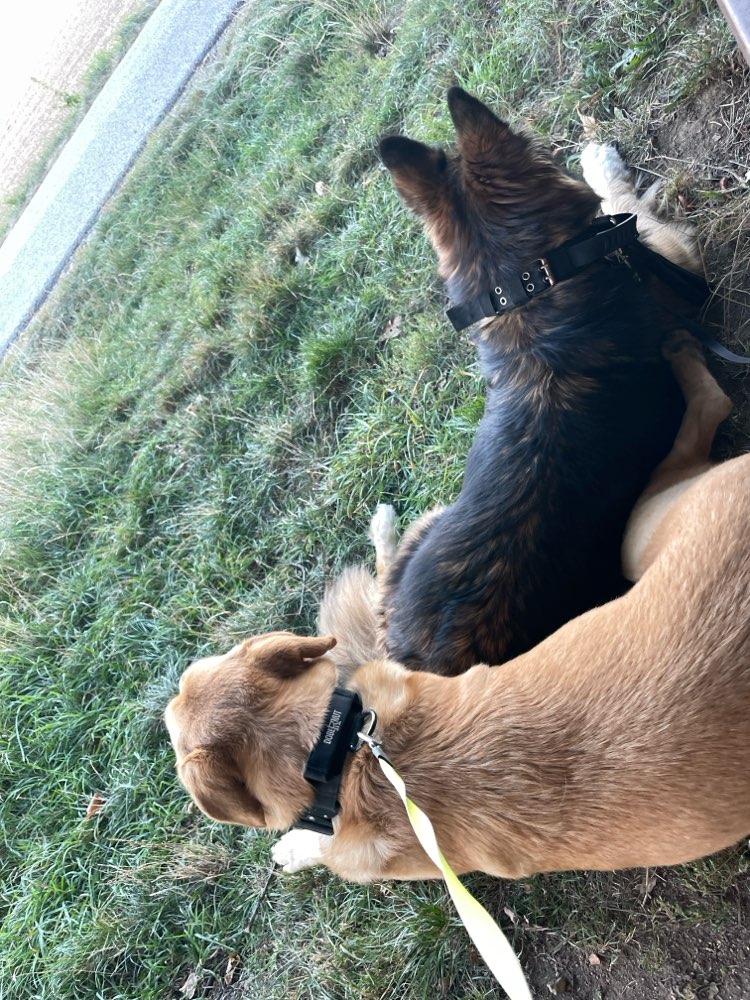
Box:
[446, 212, 750, 364]
[294, 688, 369, 835]
[446, 213, 640, 331]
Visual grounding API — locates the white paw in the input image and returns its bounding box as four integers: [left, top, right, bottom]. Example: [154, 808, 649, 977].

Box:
[580, 142, 630, 198]
[272, 829, 327, 873]
[369, 503, 398, 552]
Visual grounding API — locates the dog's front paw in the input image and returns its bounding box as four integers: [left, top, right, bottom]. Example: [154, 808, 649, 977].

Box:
[580, 142, 631, 198]
[370, 503, 398, 578]
[272, 829, 327, 874]
[370, 504, 397, 550]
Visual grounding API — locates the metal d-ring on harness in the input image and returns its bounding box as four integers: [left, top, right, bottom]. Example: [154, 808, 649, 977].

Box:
[445, 212, 750, 364]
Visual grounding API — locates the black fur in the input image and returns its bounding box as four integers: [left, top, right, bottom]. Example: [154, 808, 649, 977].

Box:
[378, 89, 684, 675]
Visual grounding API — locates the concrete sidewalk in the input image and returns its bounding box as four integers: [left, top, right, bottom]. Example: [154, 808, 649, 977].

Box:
[0, 0, 244, 356]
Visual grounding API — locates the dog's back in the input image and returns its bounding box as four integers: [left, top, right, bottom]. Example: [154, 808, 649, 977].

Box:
[381, 266, 683, 674]
[378, 90, 687, 675]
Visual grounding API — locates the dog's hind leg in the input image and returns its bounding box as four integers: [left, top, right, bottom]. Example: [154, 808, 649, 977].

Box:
[622, 336, 732, 581]
[580, 142, 701, 272]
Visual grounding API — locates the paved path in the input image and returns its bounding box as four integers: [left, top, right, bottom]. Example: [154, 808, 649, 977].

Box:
[0, 0, 244, 355]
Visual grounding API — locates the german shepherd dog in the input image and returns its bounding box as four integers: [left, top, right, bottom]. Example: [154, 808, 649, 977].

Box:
[352, 87, 701, 676]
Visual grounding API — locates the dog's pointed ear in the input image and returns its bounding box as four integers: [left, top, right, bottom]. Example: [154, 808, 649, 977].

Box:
[249, 633, 337, 680]
[179, 747, 266, 827]
[447, 87, 513, 160]
[379, 134, 448, 217]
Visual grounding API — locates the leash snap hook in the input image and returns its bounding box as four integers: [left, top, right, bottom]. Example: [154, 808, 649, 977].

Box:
[351, 707, 378, 752]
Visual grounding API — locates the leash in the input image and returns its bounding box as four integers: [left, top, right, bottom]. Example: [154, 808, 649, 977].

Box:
[295, 696, 531, 995]
[357, 727, 533, 1000]
[622, 241, 750, 364]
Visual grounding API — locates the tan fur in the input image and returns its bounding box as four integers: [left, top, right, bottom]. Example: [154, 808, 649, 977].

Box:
[166, 358, 750, 882]
[580, 143, 701, 272]
[318, 565, 383, 674]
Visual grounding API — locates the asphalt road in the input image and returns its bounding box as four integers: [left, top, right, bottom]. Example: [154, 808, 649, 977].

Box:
[0, 0, 245, 356]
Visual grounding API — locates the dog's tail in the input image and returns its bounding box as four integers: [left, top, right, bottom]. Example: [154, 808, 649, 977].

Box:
[318, 565, 384, 679]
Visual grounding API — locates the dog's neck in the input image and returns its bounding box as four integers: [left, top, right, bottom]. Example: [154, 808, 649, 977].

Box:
[333, 657, 573, 876]
[294, 686, 366, 835]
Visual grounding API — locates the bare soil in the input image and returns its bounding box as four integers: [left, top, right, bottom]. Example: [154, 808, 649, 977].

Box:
[0, 0, 146, 209]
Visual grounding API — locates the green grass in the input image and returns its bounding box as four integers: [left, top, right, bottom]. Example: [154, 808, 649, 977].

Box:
[1, 0, 747, 997]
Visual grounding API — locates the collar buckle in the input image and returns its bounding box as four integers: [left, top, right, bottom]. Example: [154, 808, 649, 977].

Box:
[536, 257, 556, 287]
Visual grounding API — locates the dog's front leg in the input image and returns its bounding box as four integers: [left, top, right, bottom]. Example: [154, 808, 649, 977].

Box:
[622, 335, 731, 581]
[370, 503, 398, 580]
[272, 829, 329, 873]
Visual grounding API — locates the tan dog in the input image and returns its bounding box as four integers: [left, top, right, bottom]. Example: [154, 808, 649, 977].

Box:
[165, 353, 749, 881]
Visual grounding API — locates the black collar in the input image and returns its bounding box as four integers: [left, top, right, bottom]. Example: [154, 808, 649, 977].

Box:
[294, 687, 366, 836]
[446, 212, 750, 365]
[446, 213, 640, 332]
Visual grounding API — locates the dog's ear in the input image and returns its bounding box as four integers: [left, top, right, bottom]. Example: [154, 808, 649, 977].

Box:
[447, 87, 514, 160]
[249, 633, 337, 680]
[379, 135, 448, 217]
[179, 747, 266, 827]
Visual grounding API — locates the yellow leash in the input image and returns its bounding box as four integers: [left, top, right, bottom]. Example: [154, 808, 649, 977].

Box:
[357, 731, 533, 1000]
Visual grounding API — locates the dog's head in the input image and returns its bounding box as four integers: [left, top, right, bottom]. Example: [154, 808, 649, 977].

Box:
[379, 88, 599, 309]
[165, 632, 338, 830]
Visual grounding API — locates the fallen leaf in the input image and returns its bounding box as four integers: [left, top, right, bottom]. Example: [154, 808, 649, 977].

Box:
[379, 315, 403, 342]
[589, 952, 602, 966]
[577, 106, 599, 141]
[314, 180, 328, 196]
[85, 792, 106, 820]
[547, 975, 571, 994]
[180, 970, 199, 999]
[503, 906, 518, 924]
[224, 952, 241, 985]
[294, 246, 309, 267]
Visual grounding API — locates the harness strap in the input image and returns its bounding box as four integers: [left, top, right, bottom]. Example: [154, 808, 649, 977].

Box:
[623, 243, 750, 362]
[446, 213, 639, 332]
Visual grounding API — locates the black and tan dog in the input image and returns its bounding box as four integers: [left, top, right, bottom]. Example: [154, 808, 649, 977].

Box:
[165, 349, 748, 882]
[344, 88, 703, 676]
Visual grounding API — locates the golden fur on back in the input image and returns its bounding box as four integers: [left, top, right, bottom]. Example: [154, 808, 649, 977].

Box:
[166, 351, 750, 882]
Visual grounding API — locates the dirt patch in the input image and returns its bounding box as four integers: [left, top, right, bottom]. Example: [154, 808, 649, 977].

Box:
[646, 54, 750, 457]
[0, 0, 147, 209]
[514, 865, 750, 999]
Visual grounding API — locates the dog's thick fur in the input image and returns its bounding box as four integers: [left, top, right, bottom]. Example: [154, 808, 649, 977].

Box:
[367, 89, 698, 676]
[165, 351, 750, 882]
